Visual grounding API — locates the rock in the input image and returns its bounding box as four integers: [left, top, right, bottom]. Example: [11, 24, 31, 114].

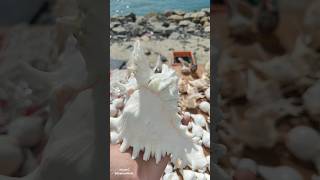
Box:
[141, 35, 150, 41]
[125, 12, 136, 22]
[203, 21, 210, 27]
[0, 136, 24, 176]
[187, 27, 196, 33]
[191, 11, 207, 19]
[144, 49, 151, 56]
[110, 21, 121, 28]
[136, 16, 147, 25]
[179, 20, 194, 27]
[169, 32, 181, 40]
[164, 11, 174, 17]
[200, 17, 210, 24]
[162, 21, 170, 27]
[174, 10, 185, 16]
[168, 15, 184, 21]
[184, 13, 194, 20]
[112, 26, 127, 35]
[8, 116, 44, 147]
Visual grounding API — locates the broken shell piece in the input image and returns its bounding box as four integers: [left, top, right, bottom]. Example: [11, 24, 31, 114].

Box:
[191, 114, 206, 127]
[199, 101, 210, 114]
[205, 87, 210, 100]
[8, 116, 44, 147]
[182, 170, 196, 180]
[286, 126, 320, 173]
[0, 136, 24, 176]
[258, 166, 303, 180]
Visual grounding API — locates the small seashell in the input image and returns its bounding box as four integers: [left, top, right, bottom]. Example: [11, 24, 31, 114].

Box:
[0, 136, 24, 176]
[258, 166, 303, 180]
[286, 126, 320, 173]
[191, 123, 204, 138]
[205, 87, 210, 100]
[182, 170, 196, 180]
[199, 101, 210, 114]
[164, 164, 173, 174]
[191, 114, 206, 127]
[8, 116, 44, 147]
[110, 104, 118, 117]
[112, 98, 124, 109]
[181, 112, 192, 125]
[202, 130, 210, 148]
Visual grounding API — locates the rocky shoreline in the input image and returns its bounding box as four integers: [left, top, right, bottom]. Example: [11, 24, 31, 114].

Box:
[110, 8, 210, 43]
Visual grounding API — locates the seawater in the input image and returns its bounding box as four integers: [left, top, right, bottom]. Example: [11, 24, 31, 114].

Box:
[111, 0, 210, 16]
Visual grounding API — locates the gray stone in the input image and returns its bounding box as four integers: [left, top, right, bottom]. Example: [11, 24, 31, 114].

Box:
[179, 20, 193, 27]
[110, 21, 121, 28]
[169, 32, 181, 40]
[168, 15, 184, 21]
[191, 11, 206, 19]
[112, 26, 127, 34]
[204, 26, 210, 32]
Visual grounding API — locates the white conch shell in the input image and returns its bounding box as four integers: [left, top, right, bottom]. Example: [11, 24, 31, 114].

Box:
[181, 170, 196, 180]
[191, 114, 206, 127]
[116, 41, 195, 165]
[303, 80, 320, 121]
[286, 126, 320, 173]
[0, 136, 24, 176]
[199, 101, 210, 114]
[7, 116, 44, 147]
[258, 166, 303, 180]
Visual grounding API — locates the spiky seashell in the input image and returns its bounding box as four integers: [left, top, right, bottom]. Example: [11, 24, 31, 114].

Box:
[191, 114, 206, 127]
[205, 87, 210, 100]
[202, 130, 210, 148]
[189, 79, 208, 91]
[199, 101, 210, 114]
[7, 116, 44, 147]
[258, 166, 303, 180]
[110, 104, 117, 117]
[303, 80, 320, 121]
[182, 170, 196, 180]
[286, 126, 320, 173]
[116, 41, 195, 165]
[0, 136, 24, 176]
[163, 171, 180, 180]
[164, 164, 173, 174]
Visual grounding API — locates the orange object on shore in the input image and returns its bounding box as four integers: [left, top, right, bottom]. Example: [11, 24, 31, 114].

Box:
[172, 51, 196, 66]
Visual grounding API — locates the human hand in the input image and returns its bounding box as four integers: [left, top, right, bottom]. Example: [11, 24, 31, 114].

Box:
[110, 144, 170, 180]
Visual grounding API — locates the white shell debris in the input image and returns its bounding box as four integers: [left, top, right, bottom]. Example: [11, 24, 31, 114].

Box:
[163, 171, 180, 180]
[164, 164, 173, 174]
[202, 130, 210, 148]
[182, 170, 196, 180]
[258, 166, 303, 180]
